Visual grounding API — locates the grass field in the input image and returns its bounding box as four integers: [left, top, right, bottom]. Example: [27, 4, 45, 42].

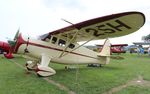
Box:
[0, 53, 150, 94]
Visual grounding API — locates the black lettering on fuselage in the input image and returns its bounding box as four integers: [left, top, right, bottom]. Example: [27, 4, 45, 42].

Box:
[85, 19, 132, 37]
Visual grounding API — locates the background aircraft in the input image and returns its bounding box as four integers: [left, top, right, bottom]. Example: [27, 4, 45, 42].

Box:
[0, 41, 10, 53]
[97, 44, 128, 54]
[0, 41, 13, 58]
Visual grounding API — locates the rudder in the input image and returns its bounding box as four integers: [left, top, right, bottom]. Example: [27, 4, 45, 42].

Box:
[97, 39, 111, 57]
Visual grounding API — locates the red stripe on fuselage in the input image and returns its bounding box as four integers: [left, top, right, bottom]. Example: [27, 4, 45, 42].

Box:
[15, 34, 98, 59]
[28, 42, 97, 59]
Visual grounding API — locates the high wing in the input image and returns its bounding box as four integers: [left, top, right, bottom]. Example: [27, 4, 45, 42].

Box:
[38, 11, 145, 42]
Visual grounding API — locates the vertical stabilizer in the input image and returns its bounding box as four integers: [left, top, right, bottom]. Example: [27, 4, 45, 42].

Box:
[97, 39, 111, 57]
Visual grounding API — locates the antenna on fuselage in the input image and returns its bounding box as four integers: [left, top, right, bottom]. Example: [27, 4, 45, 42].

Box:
[61, 19, 75, 26]
[61, 18, 81, 30]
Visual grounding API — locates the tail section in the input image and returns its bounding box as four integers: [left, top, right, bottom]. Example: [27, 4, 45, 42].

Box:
[97, 39, 111, 57]
[97, 39, 111, 64]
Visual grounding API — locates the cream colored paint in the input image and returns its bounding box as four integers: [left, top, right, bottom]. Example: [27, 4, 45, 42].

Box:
[18, 36, 110, 65]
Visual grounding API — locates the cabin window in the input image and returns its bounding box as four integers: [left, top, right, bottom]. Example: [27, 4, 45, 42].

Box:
[47, 35, 51, 40]
[51, 37, 57, 44]
[69, 43, 75, 49]
[45, 35, 51, 42]
[45, 38, 50, 42]
[58, 39, 66, 47]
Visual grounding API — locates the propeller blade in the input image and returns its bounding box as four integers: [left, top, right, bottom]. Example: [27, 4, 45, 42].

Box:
[14, 28, 20, 40]
[7, 29, 20, 47]
[8, 40, 16, 47]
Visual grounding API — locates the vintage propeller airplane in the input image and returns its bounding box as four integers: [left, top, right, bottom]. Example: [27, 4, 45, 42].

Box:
[5, 11, 145, 77]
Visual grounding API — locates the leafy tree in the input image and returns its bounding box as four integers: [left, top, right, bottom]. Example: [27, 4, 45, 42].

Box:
[142, 34, 150, 42]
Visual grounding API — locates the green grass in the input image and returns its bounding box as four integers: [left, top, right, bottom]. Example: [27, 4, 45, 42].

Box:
[0, 53, 150, 94]
[114, 86, 150, 94]
[0, 56, 66, 94]
[49, 53, 150, 94]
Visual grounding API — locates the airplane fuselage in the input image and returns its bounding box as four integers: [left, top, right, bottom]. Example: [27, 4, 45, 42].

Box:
[15, 34, 109, 65]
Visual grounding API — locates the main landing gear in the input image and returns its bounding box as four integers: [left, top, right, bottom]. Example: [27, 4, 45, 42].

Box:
[25, 53, 56, 77]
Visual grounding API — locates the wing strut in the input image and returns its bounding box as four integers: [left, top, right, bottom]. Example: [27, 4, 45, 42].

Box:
[59, 19, 80, 58]
[61, 38, 94, 57]
[59, 29, 79, 58]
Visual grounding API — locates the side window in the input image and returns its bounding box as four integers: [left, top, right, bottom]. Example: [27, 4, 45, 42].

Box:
[51, 37, 57, 44]
[47, 35, 51, 40]
[45, 35, 51, 42]
[69, 43, 75, 49]
[58, 39, 66, 47]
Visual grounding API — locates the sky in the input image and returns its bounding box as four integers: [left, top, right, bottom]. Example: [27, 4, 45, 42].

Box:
[0, 0, 150, 45]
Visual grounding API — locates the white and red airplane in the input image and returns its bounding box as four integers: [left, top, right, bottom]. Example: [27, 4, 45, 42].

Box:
[7, 11, 145, 77]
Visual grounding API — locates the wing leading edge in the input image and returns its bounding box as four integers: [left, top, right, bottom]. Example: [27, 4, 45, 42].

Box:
[39, 11, 145, 42]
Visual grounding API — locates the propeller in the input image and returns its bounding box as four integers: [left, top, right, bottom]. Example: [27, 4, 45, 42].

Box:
[14, 29, 20, 41]
[8, 29, 20, 47]
[4, 29, 20, 59]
